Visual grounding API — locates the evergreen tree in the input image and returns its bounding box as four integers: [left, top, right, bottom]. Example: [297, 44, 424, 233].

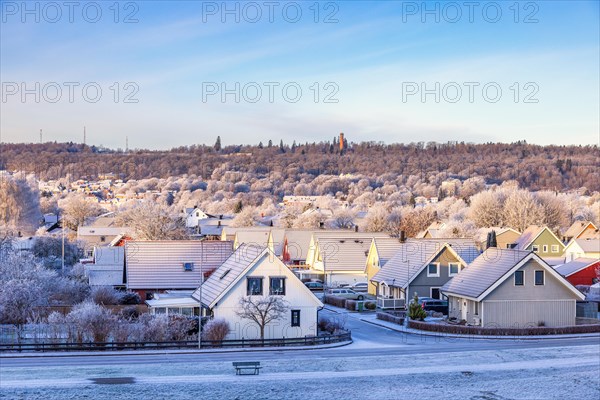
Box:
[268, 140, 273, 148]
[279, 140, 285, 153]
[214, 136, 222, 152]
[291, 141, 297, 153]
[258, 141, 263, 149]
[233, 200, 243, 214]
[408, 293, 427, 321]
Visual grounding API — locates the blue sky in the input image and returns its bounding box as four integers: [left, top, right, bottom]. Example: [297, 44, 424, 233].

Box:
[1, 0, 598, 149]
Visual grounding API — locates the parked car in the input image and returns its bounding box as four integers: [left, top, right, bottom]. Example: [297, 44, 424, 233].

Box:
[327, 288, 365, 300]
[410, 297, 449, 314]
[305, 281, 324, 291]
[351, 282, 368, 292]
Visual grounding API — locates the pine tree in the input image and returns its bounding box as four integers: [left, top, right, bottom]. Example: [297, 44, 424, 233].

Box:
[279, 140, 285, 153]
[258, 141, 263, 149]
[214, 136, 222, 152]
[268, 139, 273, 148]
[408, 293, 427, 321]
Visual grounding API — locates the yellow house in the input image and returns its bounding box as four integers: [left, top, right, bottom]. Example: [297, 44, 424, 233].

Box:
[364, 237, 404, 295]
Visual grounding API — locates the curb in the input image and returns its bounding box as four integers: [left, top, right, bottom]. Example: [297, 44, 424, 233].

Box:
[361, 318, 600, 341]
[0, 340, 353, 359]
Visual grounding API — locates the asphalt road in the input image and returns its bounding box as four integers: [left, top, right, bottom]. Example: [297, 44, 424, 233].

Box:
[2, 309, 598, 368]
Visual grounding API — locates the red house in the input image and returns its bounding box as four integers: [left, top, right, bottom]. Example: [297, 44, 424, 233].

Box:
[554, 258, 600, 286]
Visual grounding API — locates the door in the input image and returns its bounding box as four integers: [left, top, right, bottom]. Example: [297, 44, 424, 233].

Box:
[461, 300, 468, 321]
[430, 287, 441, 300]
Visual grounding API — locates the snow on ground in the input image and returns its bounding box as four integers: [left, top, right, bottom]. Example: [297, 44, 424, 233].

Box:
[1, 345, 599, 399]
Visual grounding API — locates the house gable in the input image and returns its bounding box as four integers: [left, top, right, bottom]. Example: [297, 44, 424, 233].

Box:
[214, 251, 323, 310]
[409, 246, 466, 289]
[481, 256, 584, 302]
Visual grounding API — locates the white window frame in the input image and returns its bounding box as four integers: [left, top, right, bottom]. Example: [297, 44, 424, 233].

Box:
[542, 245, 548, 253]
[448, 262, 462, 277]
[427, 263, 440, 277]
[532, 245, 540, 252]
[551, 245, 559, 253]
[514, 270, 524, 286]
[430, 287, 442, 299]
[535, 270, 545, 286]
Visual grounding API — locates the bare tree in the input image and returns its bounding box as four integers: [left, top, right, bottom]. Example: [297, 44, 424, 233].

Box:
[202, 318, 230, 342]
[329, 209, 355, 229]
[235, 296, 289, 340]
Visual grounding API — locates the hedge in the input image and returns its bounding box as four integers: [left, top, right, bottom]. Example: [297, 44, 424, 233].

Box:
[323, 295, 346, 308]
[376, 311, 405, 325]
[408, 320, 600, 336]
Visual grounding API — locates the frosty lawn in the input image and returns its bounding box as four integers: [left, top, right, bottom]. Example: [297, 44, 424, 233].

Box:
[1, 345, 598, 400]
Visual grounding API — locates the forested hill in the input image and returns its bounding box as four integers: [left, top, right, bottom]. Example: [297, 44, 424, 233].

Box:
[1, 141, 598, 191]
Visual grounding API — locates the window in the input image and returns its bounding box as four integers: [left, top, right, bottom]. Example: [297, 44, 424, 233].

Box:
[269, 277, 286, 295]
[247, 277, 263, 295]
[474, 302, 479, 316]
[430, 288, 441, 299]
[514, 270, 524, 286]
[542, 245, 548, 253]
[183, 262, 194, 272]
[100, 236, 106, 243]
[551, 245, 559, 253]
[427, 263, 440, 277]
[532, 245, 540, 252]
[535, 270, 545, 286]
[449, 263, 462, 276]
[291, 310, 300, 327]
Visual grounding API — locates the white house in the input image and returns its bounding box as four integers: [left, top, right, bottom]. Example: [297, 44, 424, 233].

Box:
[564, 238, 600, 262]
[192, 244, 323, 340]
[183, 207, 211, 228]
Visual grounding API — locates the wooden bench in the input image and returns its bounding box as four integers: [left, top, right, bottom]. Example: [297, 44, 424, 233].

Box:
[233, 361, 262, 375]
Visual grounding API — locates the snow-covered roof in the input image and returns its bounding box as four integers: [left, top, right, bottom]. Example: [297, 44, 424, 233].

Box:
[372, 242, 465, 287]
[442, 249, 532, 299]
[406, 238, 481, 264]
[192, 243, 264, 308]
[563, 221, 597, 239]
[314, 233, 391, 272]
[284, 230, 316, 260]
[125, 240, 233, 290]
[88, 270, 124, 286]
[571, 238, 600, 253]
[371, 237, 404, 266]
[554, 258, 600, 277]
[513, 226, 563, 251]
[146, 297, 199, 308]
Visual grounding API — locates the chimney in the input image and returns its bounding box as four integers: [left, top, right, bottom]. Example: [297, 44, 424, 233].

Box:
[219, 214, 223, 220]
[218, 220, 221, 227]
[400, 231, 406, 243]
[354, 225, 358, 233]
[319, 222, 325, 229]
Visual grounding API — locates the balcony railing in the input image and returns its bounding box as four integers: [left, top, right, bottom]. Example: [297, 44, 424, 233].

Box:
[377, 297, 405, 310]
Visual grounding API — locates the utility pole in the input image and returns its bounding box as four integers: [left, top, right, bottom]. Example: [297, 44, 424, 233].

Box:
[198, 261, 203, 349]
[83, 126, 86, 145]
[39, 129, 42, 143]
[61, 214, 65, 273]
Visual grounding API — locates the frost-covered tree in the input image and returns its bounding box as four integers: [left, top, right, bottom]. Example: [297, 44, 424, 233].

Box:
[469, 190, 505, 227]
[116, 202, 187, 240]
[329, 209, 356, 229]
[364, 204, 389, 232]
[66, 301, 117, 343]
[0, 175, 41, 234]
[460, 176, 486, 199]
[60, 194, 103, 230]
[536, 191, 568, 230]
[235, 296, 289, 340]
[503, 189, 543, 232]
[231, 207, 258, 227]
